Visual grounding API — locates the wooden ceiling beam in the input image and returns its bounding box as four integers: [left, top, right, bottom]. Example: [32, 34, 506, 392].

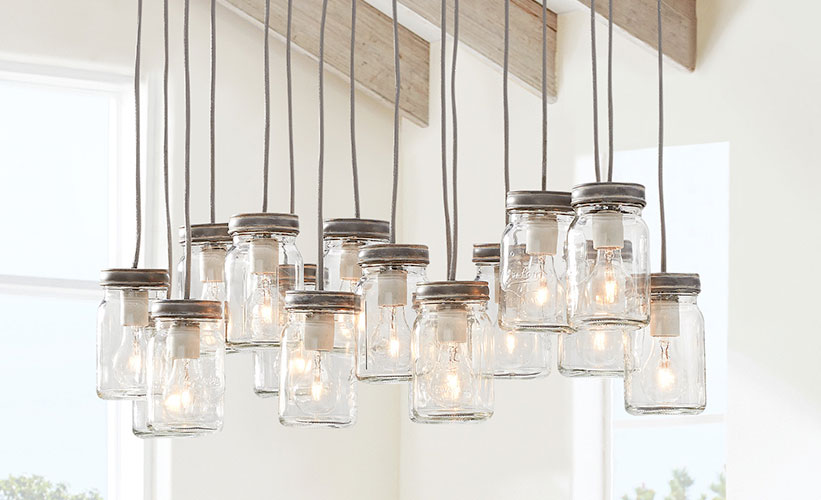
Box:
[577, 0, 696, 71]
[223, 0, 431, 126]
[396, 0, 558, 102]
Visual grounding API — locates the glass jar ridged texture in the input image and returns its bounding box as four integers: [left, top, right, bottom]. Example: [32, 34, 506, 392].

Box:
[356, 264, 427, 383]
[411, 301, 494, 423]
[146, 315, 225, 435]
[323, 237, 390, 292]
[500, 211, 573, 333]
[279, 310, 357, 428]
[625, 291, 706, 415]
[567, 204, 650, 331]
[225, 233, 303, 349]
[476, 260, 550, 379]
[97, 285, 168, 400]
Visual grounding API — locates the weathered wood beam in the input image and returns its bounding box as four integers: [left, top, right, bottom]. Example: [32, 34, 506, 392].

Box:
[223, 0, 430, 125]
[578, 0, 696, 71]
[396, 0, 558, 102]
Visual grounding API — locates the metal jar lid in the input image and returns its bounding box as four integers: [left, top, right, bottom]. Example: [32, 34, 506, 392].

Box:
[285, 290, 360, 312]
[228, 213, 300, 235]
[323, 218, 391, 240]
[178, 223, 232, 244]
[151, 299, 223, 319]
[100, 268, 170, 288]
[571, 182, 646, 208]
[414, 281, 489, 303]
[506, 190, 573, 212]
[585, 240, 633, 261]
[650, 273, 701, 294]
[358, 244, 430, 266]
[472, 243, 500, 264]
[304, 264, 317, 285]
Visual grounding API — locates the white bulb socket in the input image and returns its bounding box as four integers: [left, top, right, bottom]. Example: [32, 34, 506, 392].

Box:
[436, 308, 468, 344]
[525, 217, 558, 256]
[377, 270, 408, 307]
[303, 313, 335, 351]
[592, 211, 625, 250]
[339, 244, 362, 282]
[121, 289, 149, 327]
[200, 247, 226, 283]
[650, 301, 681, 338]
[250, 239, 279, 274]
[168, 324, 201, 359]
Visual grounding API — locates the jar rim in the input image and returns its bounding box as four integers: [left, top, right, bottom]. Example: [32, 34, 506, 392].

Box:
[178, 223, 232, 244]
[151, 299, 223, 319]
[472, 243, 500, 263]
[505, 190, 573, 212]
[100, 268, 169, 288]
[571, 182, 646, 208]
[285, 290, 360, 312]
[650, 272, 701, 294]
[323, 218, 391, 240]
[228, 213, 299, 235]
[414, 281, 489, 303]
[359, 243, 430, 266]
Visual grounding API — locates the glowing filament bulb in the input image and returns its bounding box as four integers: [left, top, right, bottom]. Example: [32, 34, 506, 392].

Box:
[505, 331, 517, 353]
[656, 341, 675, 391]
[604, 267, 618, 305]
[446, 372, 461, 400]
[388, 309, 400, 358]
[592, 330, 609, 351]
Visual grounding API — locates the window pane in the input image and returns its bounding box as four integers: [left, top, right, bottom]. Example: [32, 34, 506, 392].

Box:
[0, 79, 110, 281]
[0, 293, 107, 497]
[613, 423, 726, 500]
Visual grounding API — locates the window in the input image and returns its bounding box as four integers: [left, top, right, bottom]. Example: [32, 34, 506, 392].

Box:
[572, 143, 728, 500]
[0, 62, 145, 500]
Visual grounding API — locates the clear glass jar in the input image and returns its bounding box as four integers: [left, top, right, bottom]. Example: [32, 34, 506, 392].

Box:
[567, 183, 650, 331]
[97, 269, 169, 400]
[474, 244, 550, 379]
[355, 244, 429, 383]
[253, 264, 317, 398]
[500, 191, 574, 333]
[146, 300, 225, 435]
[410, 282, 494, 423]
[625, 274, 706, 415]
[279, 291, 358, 428]
[225, 213, 302, 350]
[558, 240, 633, 377]
[322, 218, 390, 292]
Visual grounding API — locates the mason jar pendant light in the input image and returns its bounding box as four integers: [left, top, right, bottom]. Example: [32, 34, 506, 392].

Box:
[323, 219, 390, 291]
[278, 291, 359, 427]
[409, 0, 493, 424]
[356, 244, 429, 383]
[97, 0, 170, 402]
[624, 0, 705, 415]
[499, 191, 573, 333]
[474, 244, 551, 379]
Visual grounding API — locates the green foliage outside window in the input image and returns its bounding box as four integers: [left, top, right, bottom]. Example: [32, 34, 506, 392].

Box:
[621, 468, 726, 500]
[0, 475, 102, 500]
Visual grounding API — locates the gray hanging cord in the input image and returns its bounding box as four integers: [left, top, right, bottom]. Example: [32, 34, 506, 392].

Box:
[317, 0, 329, 291]
[657, 0, 667, 272]
[502, 0, 510, 196]
[262, 0, 271, 212]
[390, 0, 400, 243]
[286, 0, 296, 214]
[209, 0, 216, 223]
[590, 0, 601, 182]
[131, 0, 143, 269]
[448, 0, 459, 281]
[183, 0, 193, 299]
[541, 0, 547, 191]
[439, 0, 453, 278]
[350, 0, 361, 218]
[606, 0, 614, 182]
[163, 0, 172, 298]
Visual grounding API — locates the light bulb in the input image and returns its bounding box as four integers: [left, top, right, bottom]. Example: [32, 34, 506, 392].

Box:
[164, 359, 195, 416]
[114, 290, 149, 388]
[293, 350, 336, 414]
[640, 339, 687, 403]
[248, 274, 278, 337]
[579, 328, 624, 368]
[505, 331, 517, 353]
[430, 342, 473, 405]
[369, 306, 412, 363]
[582, 248, 633, 315]
[163, 324, 202, 418]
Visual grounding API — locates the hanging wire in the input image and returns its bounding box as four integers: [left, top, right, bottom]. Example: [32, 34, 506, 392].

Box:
[210, 0, 217, 223]
[448, 0, 460, 281]
[262, 0, 271, 212]
[183, 0, 193, 299]
[163, 0, 172, 298]
[286, 0, 296, 214]
[439, 0, 453, 278]
[590, 0, 601, 182]
[316, 0, 330, 291]
[131, 0, 143, 269]
[657, 0, 667, 272]
[606, 0, 614, 182]
[502, 0, 510, 196]
[540, 0, 548, 191]
[390, 0, 400, 242]
[350, 0, 361, 218]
